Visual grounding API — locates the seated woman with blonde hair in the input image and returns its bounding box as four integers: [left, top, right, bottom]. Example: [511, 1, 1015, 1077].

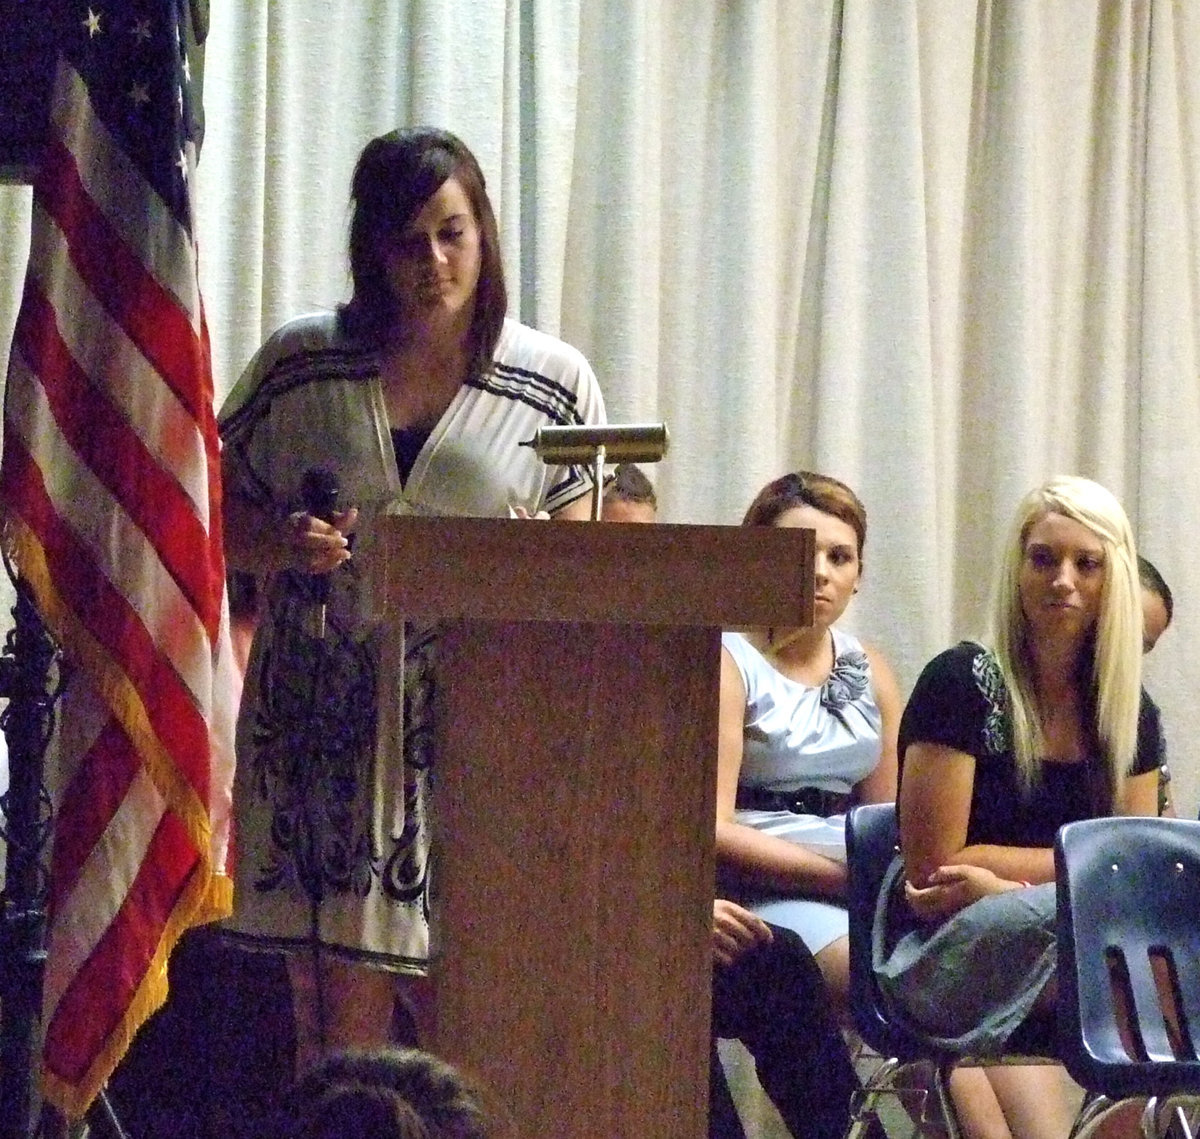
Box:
[875, 475, 1162, 1139]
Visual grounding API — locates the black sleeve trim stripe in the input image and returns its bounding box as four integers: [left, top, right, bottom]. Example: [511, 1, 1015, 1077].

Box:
[476, 364, 586, 426]
[491, 360, 581, 408]
[546, 465, 594, 508]
[220, 345, 376, 509]
[220, 345, 376, 435]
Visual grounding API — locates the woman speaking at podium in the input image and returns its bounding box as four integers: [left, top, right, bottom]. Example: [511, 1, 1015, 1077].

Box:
[218, 127, 605, 1072]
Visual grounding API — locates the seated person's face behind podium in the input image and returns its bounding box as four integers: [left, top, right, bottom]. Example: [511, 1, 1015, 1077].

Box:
[601, 462, 657, 523]
[1137, 554, 1174, 817]
[1138, 555, 1172, 654]
[742, 472, 864, 631]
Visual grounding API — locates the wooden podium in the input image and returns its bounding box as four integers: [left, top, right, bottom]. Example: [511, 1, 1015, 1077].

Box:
[378, 517, 813, 1139]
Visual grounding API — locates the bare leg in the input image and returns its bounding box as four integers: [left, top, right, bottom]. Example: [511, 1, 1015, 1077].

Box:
[949, 1067, 1015, 1139]
[286, 955, 421, 1075]
[813, 935, 850, 1022]
[1069, 1097, 1147, 1139]
[984, 1065, 1083, 1139]
[395, 972, 437, 1046]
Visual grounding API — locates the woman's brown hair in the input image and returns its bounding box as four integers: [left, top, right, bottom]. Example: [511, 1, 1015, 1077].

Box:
[741, 471, 867, 560]
[340, 127, 507, 380]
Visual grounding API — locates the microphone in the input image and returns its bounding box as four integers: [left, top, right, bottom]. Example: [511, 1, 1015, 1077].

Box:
[300, 467, 340, 638]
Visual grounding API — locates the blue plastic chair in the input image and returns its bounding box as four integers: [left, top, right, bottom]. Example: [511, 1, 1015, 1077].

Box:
[845, 803, 1054, 1139]
[1056, 816, 1200, 1139]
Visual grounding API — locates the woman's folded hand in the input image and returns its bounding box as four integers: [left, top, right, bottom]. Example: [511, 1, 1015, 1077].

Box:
[904, 863, 1023, 920]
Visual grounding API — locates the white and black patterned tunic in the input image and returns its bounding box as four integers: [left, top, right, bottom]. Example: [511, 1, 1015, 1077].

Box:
[218, 311, 605, 971]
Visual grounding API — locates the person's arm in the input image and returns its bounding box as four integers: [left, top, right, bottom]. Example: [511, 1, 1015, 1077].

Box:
[1126, 693, 1170, 817]
[853, 644, 901, 805]
[219, 326, 358, 576]
[900, 742, 1040, 921]
[900, 740, 1053, 902]
[903, 863, 1027, 919]
[715, 648, 846, 899]
[897, 741, 975, 885]
[223, 488, 289, 573]
[1116, 769, 1161, 817]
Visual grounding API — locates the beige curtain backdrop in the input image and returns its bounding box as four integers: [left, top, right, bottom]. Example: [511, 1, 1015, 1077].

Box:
[1, 0, 1198, 815]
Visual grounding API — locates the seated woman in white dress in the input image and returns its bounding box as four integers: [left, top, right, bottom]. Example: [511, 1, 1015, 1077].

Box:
[716, 471, 901, 1011]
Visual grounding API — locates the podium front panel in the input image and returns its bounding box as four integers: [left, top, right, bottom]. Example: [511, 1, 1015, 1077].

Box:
[373, 516, 815, 1138]
[432, 620, 717, 1139]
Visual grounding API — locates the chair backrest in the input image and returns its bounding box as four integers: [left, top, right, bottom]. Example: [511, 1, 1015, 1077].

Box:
[1055, 815, 1200, 1098]
[845, 803, 954, 1062]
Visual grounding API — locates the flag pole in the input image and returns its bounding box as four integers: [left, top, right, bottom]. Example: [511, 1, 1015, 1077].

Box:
[0, 560, 62, 1139]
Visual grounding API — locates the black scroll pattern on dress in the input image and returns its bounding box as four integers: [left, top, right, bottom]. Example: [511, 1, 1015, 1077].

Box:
[381, 622, 437, 909]
[249, 592, 379, 901]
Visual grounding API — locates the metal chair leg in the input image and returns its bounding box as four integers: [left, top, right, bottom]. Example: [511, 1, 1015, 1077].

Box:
[848, 1057, 951, 1139]
[1068, 1093, 1116, 1139]
[85, 1089, 131, 1139]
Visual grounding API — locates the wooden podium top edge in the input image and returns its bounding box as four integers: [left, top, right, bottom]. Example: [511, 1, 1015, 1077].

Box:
[373, 515, 814, 627]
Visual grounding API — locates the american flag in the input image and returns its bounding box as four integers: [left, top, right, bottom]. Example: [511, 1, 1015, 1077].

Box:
[0, 0, 236, 1118]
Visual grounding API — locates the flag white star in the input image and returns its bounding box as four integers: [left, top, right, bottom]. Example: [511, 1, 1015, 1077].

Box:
[182, 54, 191, 83]
[130, 18, 152, 44]
[129, 81, 150, 107]
[83, 8, 102, 37]
[177, 149, 189, 180]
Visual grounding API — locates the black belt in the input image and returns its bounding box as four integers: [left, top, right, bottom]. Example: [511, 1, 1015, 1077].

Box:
[735, 786, 852, 817]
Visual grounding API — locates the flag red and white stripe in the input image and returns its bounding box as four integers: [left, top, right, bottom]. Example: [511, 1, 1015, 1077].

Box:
[0, 1, 236, 1118]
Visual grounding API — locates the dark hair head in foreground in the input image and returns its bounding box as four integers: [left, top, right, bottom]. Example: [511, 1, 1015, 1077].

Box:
[289, 1047, 493, 1139]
